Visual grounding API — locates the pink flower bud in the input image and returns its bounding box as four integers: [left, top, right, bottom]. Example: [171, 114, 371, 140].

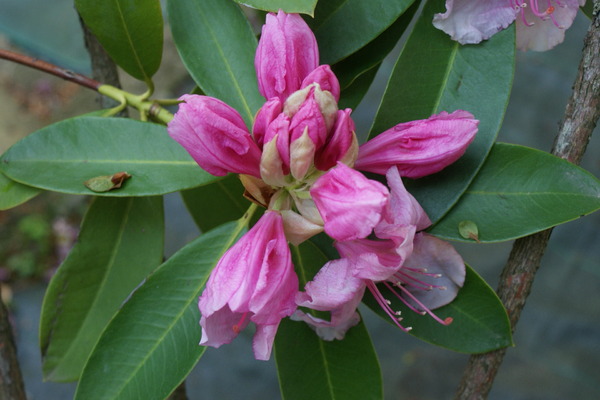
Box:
[311, 163, 389, 241]
[301, 65, 341, 101]
[168, 95, 262, 177]
[315, 109, 358, 171]
[355, 110, 479, 178]
[255, 10, 319, 101]
[199, 211, 299, 360]
[253, 98, 283, 148]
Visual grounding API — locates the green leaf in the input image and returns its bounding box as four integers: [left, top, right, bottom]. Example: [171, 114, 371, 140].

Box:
[369, 0, 515, 223]
[180, 174, 249, 232]
[40, 196, 164, 381]
[75, 0, 163, 81]
[309, 0, 417, 64]
[332, 1, 419, 90]
[581, 2, 594, 19]
[429, 143, 600, 243]
[364, 265, 513, 353]
[75, 220, 247, 400]
[233, 0, 317, 16]
[275, 318, 382, 400]
[275, 239, 383, 400]
[337, 65, 379, 111]
[168, 0, 264, 126]
[0, 117, 217, 196]
[0, 172, 40, 210]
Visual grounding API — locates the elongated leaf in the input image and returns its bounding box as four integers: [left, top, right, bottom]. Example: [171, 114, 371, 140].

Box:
[309, 0, 416, 64]
[364, 265, 513, 353]
[40, 196, 164, 381]
[369, 0, 515, 223]
[275, 240, 383, 400]
[168, 0, 263, 125]
[233, 0, 317, 15]
[581, 2, 594, 18]
[76, 0, 163, 81]
[332, 1, 419, 90]
[75, 221, 246, 400]
[180, 174, 249, 232]
[338, 65, 379, 111]
[0, 117, 217, 196]
[0, 172, 40, 210]
[429, 143, 600, 242]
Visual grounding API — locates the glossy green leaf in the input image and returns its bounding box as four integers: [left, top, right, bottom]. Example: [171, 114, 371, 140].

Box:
[40, 196, 164, 381]
[364, 265, 513, 353]
[0, 117, 217, 196]
[275, 239, 383, 400]
[75, 221, 247, 400]
[180, 174, 249, 232]
[0, 172, 40, 210]
[337, 65, 379, 111]
[75, 0, 163, 81]
[233, 0, 317, 15]
[168, 0, 263, 125]
[581, 2, 594, 18]
[332, 0, 419, 90]
[429, 143, 600, 242]
[369, 0, 515, 223]
[309, 0, 416, 64]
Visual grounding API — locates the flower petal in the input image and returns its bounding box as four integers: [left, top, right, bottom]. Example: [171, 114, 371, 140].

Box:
[255, 11, 319, 101]
[355, 110, 479, 178]
[432, 0, 517, 44]
[311, 163, 389, 241]
[168, 95, 261, 177]
[399, 233, 465, 310]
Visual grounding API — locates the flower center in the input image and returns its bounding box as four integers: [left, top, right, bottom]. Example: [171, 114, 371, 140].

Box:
[511, 0, 566, 28]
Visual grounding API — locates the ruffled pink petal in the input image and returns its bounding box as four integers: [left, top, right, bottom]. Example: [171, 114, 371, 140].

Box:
[355, 110, 479, 178]
[255, 10, 319, 101]
[253, 323, 280, 360]
[311, 163, 389, 241]
[168, 95, 261, 177]
[335, 230, 415, 282]
[294, 258, 365, 340]
[432, 0, 517, 44]
[398, 233, 465, 310]
[515, 0, 580, 51]
[376, 167, 431, 234]
[198, 211, 298, 360]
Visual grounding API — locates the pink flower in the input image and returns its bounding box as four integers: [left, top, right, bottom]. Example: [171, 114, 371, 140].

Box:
[295, 167, 465, 339]
[255, 10, 319, 101]
[310, 163, 389, 242]
[198, 211, 298, 360]
[354, 111, 479, 178]
[432, 0, 585, 51]
[168, 95, 262, 177]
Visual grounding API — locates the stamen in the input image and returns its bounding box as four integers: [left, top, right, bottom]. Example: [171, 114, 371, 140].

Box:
[232, 312, 248, 334]
[366, 281, 411, 332]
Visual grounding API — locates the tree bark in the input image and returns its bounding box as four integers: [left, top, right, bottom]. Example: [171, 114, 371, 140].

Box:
[455, 6, 600, 400]
[0, 285, 27, 400]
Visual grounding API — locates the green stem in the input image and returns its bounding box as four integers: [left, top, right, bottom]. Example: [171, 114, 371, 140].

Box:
[98, 85, 174, 124]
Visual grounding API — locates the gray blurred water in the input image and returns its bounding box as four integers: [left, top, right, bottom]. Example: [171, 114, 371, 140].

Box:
[3, 3, 599, 400]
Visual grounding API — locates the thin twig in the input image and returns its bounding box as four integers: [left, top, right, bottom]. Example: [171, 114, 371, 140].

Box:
[0, 47, 101, 91]
[455, 8, 600, 400]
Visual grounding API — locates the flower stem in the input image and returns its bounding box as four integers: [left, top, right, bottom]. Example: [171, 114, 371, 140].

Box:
[0, 48, 173, 124]
[454, 8, 600, 400]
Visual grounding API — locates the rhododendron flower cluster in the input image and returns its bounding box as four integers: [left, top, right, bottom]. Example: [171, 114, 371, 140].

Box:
[432, 0, 586, 51]
[168, 10, 479, 360]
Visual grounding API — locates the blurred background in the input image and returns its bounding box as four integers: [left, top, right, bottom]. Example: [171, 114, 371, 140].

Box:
[1, 1, 599, 399]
